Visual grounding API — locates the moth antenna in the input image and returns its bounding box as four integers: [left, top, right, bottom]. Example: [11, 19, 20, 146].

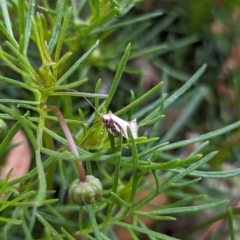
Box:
[83, 96, 102, 117]
[66, 90, 102, 119]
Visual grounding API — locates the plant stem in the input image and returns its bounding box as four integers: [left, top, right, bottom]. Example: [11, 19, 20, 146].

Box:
[49, 105, 87, 182]
[35, 110, 47, 204]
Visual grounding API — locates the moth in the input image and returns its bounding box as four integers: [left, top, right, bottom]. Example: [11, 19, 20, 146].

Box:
[84, 97, 138, 139]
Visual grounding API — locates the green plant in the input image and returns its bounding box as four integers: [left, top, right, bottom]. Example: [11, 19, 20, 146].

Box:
[1, 0, 240, 239]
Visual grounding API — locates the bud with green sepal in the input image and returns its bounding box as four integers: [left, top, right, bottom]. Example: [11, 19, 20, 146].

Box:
[69, 175, 103, 205]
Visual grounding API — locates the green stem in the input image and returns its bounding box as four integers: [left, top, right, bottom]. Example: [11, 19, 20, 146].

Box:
[44, 119, 56, 190]
[35, 110, 47, 205]
[86, 205, 102, 240]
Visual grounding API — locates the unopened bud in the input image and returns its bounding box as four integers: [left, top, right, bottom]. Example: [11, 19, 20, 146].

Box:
[69, 175, 102, 205]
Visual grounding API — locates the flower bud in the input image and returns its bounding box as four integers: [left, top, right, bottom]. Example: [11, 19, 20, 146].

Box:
[69, 175, 102, 205]
[0, 119, 8, 136]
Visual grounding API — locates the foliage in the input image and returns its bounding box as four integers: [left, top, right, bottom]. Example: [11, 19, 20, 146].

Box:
[1, 0, 240, 239]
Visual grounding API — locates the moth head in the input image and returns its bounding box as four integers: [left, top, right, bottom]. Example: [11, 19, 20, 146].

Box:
[102, 114, 112, 125]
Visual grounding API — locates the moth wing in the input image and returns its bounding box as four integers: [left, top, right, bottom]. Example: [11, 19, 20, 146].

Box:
[129, 118, 138, 138]
[108, 114, 129, 139]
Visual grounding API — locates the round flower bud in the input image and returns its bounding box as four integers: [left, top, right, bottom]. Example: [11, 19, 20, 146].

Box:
[69, 175, 103, 205]
[0, 119, 8, 136]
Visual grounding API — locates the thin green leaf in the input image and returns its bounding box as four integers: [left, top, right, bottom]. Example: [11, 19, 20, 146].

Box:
[0, 217, 22, 225]
[138, 142, 169, 159]
[139, 115, 165, 128]
[0, 22, 18, 48]
[130, 44, 167, 59]
[34, 111, 47, 206]
[61, 227, 75, 240]
[57, 40, 99, 85]
[0, 0, 14, 39]
[24, 0, 35, 55]
[170, 178, 201, 187]
[132, 151, 218, 211]
[0, 169, 14, 194]
[33, 13, 52, 63]
[128, 127, 139, 205]
[9, 156, 56, 186]
[40, 147, 108, 162]
[5, 41, 39, 79]
[174, 167, 240, 179]
[133, 213, 176, 221]
[53, 52, 72, 72]
[228, 207, 235, 240]
[0, 121, 22, 154]
[37, 211, 78, 228]
[50, 91, 107, 98]
[189, 141, 209, 156]
[0, 99, 38, 105]
[2, 198, 58, 207]
[161, 88, 204, 142]
[1, 191, 35, 211]
[86, 205, 102, 240]
[138, 200, 229, 215]
[164, 64, 207, 108]
[93, 11, 163, 33]
[94, 0, 100, 20]
[143, 64, 206, 123]
[108, 0, 119, 8]
[110, 192, 131, 207]
[104, 43, 131, 109]
[59, 160, 67, 189]
[131, 35, 198, 59]
[115, 81, 163, 116]
[94, 79, 102, 121]
[163, 195, 207, 209]
[115, 222, 180, 240]
[127, 227, 139, 240]
[161, 119, 240, 151]
[48, 0, 66, 54]
[18, 0, 25, 53]
[49, 77, 87, 91]
[125, 154, 201, 171]
[36, 213, 63, 240]
[0, 106, 37, 149]
[106, 132, 122, 221]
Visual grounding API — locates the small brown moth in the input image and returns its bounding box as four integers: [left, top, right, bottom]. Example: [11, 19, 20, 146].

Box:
[84, 97, 138, 139]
